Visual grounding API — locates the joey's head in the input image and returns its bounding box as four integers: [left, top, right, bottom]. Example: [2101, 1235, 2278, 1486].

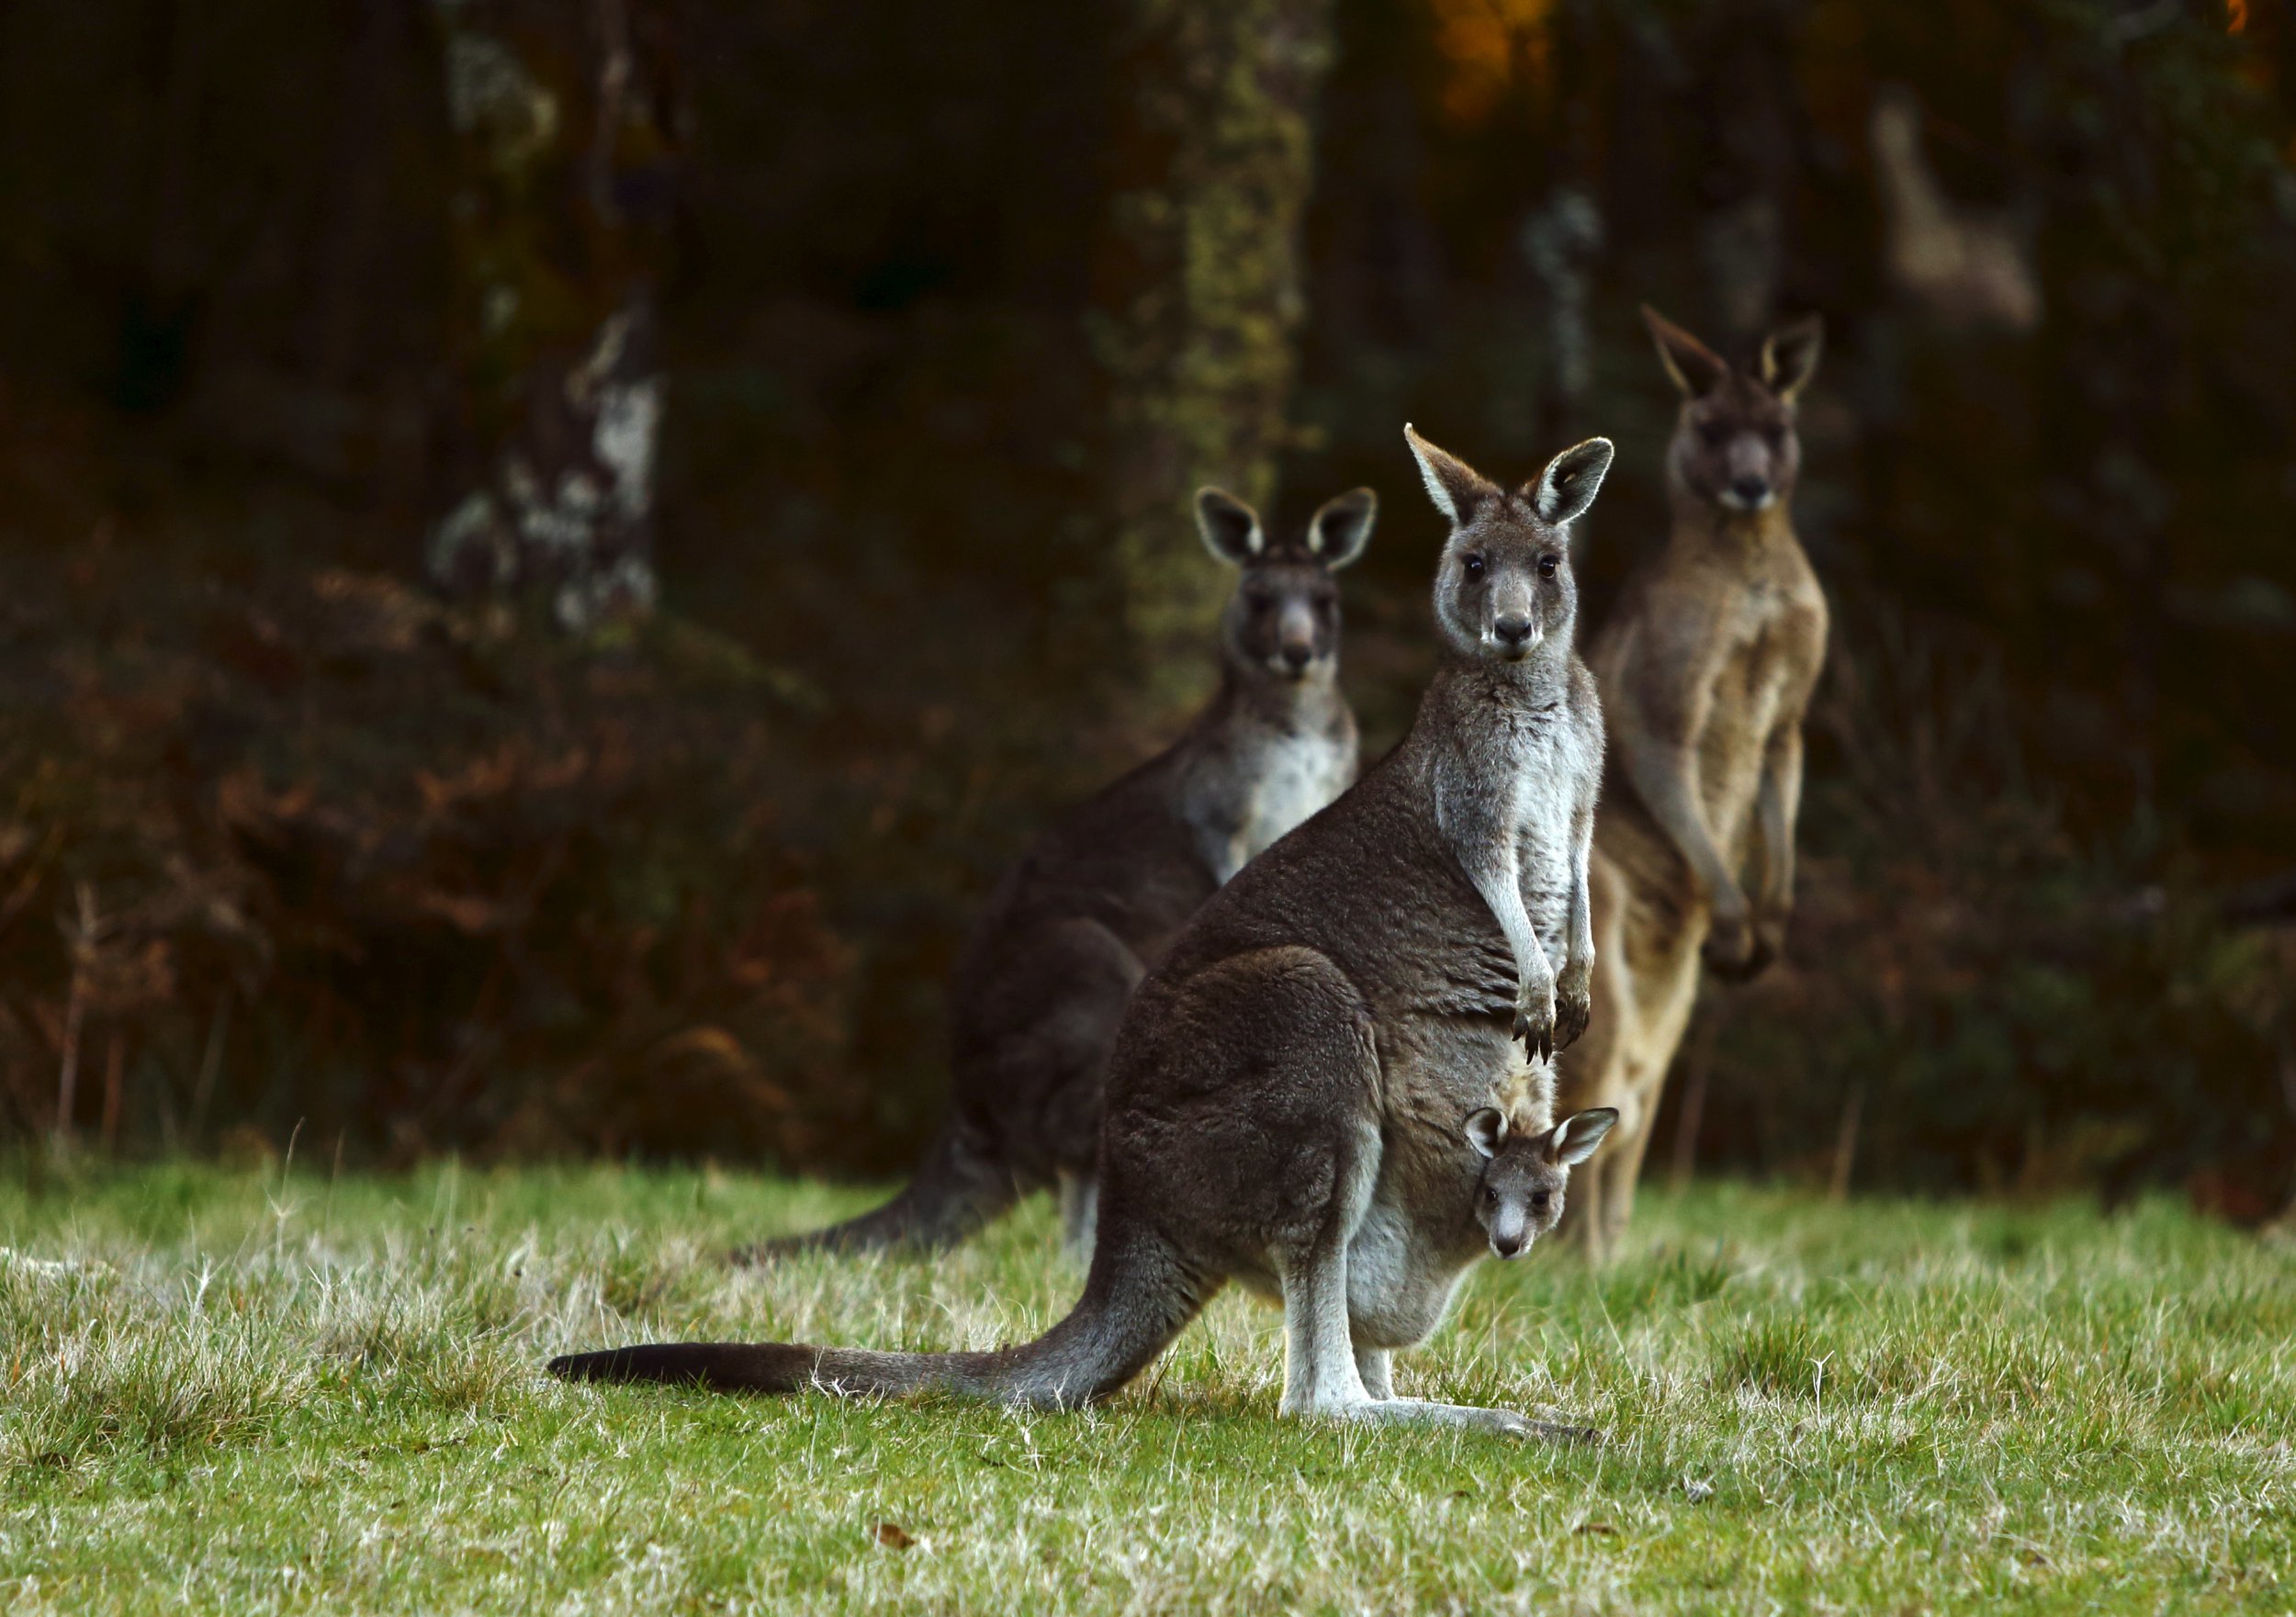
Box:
[1403, 425, 1613, 667]
[1196, 487, 1376, 685]
[1642, 304, 1822, 518]
[1465, 1106, 1620, 1259]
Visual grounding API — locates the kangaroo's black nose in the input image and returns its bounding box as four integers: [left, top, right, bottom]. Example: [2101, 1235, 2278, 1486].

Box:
[1731, 476, 1771, 506]
[1491, 1233, 1525, 1259]
[1492, 614, 1535, 649]
[1280, 642, 1314, 671]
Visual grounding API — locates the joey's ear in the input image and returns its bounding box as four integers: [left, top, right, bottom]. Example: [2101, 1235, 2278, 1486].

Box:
[1545, 1107, 1619, 1168]
[1402, 424, 1496, 525]
[1641, 305, 1729, 398]
[1528, 437, 1614, 527]
[1307, 487, 1377, 568]
[1464, 1107, 1510, 1160]
[1195, 488, 1264, 566]
[1761, 314, 1824, 402]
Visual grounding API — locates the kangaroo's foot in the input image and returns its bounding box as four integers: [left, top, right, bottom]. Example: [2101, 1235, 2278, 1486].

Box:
[1336, 1397, 1603, 1443]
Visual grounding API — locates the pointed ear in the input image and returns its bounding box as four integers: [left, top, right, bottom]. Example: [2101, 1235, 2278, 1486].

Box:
[1528, 437, 1614, 527]
[1306, 488, 1377, 569]
[1641, 305, 1729, 398]
[1403, 423, 1496, 525]
[1195, 488, 1263, 566]
[1545, 1107, 1619, 1168]
[1464, 1107, 1509, 1160]
[1761, 314, 1823, 402]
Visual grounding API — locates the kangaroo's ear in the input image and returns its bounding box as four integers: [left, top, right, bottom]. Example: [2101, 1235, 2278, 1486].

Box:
[1307, 487, 1377, 568]
[1403, 424, 1497, 525]
[1528, 437, 1614, 527]
[1761, 313, 1824, 402]
[1641, 305, 1729, 399]
[1545, 1107, 1620, 1167]
[1196, 488, 1264, 566]
[1464, 1107, 1510, 1160]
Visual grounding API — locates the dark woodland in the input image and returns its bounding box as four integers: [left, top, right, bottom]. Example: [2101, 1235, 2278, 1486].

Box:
[1, 0, 2290, 1216]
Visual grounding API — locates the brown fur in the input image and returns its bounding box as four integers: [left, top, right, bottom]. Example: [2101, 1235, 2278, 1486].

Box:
[1557, 306, 1829, 1263]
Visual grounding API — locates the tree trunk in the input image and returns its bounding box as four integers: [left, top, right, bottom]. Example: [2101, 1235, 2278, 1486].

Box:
[1090, 0, 1336, 718]
[425, 0, 682, 634]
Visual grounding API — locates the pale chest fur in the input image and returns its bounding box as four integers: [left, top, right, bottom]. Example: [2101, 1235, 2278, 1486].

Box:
[1239, 722, 1357, 861]
[1480, 705, 1600, 942]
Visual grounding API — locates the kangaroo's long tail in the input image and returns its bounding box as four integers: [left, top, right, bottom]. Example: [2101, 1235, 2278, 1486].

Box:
[551, 1232, 1204, 1409]
[736, 1122, 1019, 1261]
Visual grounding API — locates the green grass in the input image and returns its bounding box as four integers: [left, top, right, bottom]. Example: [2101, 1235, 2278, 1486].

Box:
[1, 1162, 2291, 1614]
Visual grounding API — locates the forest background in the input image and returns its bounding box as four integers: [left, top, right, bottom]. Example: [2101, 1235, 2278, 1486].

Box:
[1, 0, 2291, 1218]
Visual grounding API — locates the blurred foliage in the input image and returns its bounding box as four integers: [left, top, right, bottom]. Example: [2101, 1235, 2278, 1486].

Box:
[0, 0, 2290, 1208]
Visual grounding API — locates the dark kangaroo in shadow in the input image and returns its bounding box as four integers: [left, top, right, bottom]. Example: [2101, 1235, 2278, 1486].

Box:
[745, 487, 1377, 1258]
[558, 429, 1621, 1437]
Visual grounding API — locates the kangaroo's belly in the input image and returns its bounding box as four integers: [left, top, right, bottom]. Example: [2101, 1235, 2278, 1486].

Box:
[1518, 839, 1576, 950]
[1345, 1197, 1477, 1349]
[1699, 624, 1809, 859]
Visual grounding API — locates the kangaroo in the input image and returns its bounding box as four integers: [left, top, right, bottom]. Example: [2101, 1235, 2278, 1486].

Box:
[555, 428, 1616, 1438]
[1465, 1105, 1617, 1261]
[747, 486, 1376, 1258]
[1558, 305, 1829, 1263]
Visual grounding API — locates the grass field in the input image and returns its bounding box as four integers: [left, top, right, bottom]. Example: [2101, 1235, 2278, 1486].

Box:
[1, 1161, 2291, 1614]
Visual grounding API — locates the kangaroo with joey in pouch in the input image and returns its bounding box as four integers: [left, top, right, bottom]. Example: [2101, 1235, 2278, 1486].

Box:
[557, 427, 1621, 1439]
[745, 487, 1376, 1260]
[1558, 305, 1829, 1264]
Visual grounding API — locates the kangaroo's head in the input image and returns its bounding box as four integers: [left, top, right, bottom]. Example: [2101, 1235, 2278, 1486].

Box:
[1465, 1106, 1619, 1259]
[1403, 425, 1614, 666]
[1195, 487, 1376, 684]
[1642, 304, 1822, 517]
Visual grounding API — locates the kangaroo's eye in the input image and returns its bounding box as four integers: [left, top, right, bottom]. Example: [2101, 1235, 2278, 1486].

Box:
[1481, 1186, 1498, 1206]
[1462, 554, 1485, 580]
[1537, 555, 1559, 578]
[1531, 1191, 1551, 1212]
[1699, 421, 1731, 449]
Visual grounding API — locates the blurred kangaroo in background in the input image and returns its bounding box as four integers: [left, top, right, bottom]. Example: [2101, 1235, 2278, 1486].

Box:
[557, 429, 1619, 1438]
[744, 487, 1376, 1259]
[1558, 305, 1829, 1263]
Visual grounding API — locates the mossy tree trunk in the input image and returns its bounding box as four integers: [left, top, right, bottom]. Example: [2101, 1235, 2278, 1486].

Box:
[425, 0, 682, 635]
[1090, 0, 1337, 718]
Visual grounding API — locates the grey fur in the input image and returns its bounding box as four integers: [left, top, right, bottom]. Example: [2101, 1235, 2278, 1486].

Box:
[743, 488, 1374, 1258]
[557, 431, 1613, 1441]
[1465, 1105, 1618, 1259]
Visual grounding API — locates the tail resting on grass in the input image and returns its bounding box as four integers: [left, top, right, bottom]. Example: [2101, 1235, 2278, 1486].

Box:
[550, 1234, 1203, 1409]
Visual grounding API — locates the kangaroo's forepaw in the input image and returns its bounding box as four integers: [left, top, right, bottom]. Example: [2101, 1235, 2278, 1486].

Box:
[1701, 913, 1759, 981]
[1514, 983, 1558, 1061]
[1552, 976, 1592, 1052]
[1748, 912, 1788, 975]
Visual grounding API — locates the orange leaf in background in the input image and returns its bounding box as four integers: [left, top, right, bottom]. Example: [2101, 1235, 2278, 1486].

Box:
[648, 1025, 755, 1075]
[1426, 0, 1554, 125]
[2227, 0, 2246, 34]
[409, 888, 512, 935]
